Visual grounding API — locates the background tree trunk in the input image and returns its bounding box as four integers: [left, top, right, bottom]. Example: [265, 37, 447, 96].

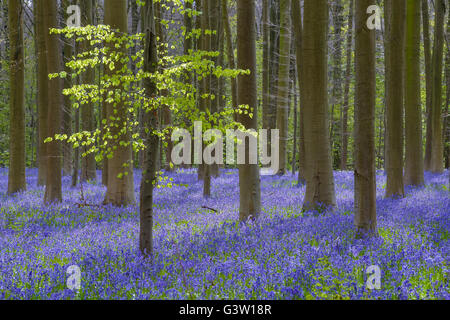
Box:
[422, 0, 433, 171]
[430, 0, 446, 173]
[291, 0, 306, 184]
[262, 0, 270, 134]
[36, 0, 48, 187]
[103, 0, 135, 206]
[340, 0, 353, 171]
[61, 0, 73, 177]
[330, 0, 343, 168]
[385, 0, 406, 198]
[7, 0, 26, 194]
[404, 0, 424, 186]
[80, 0, 97, 183]
[275, 0, 291, 175]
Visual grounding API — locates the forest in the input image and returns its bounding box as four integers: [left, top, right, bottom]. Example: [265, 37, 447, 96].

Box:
[0, 0, 449, 302]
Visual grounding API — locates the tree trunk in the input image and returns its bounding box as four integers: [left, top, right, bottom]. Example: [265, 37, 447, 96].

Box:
[199, 0, 212, 197]
[36, 0, 48, 187]
[262, 0, 270, 133]
[209, 0, 220, 177]
[291, 68, 298, 176]
[302, 0, 336, 210]
[429, 0, 446, 173]
[354, 0, 377, 237]
[237, 0, 261, 221]
[80, 0, 97, 183]
[422, 0, 433, 171]
[221, 0, 238, 117]
[385, 0, 406, 198]
[61, 0, 73, 177]
[103, 0, 135, 206]
[444, 12, 450, 169]
[275, 0, 291, 175]
[291, 0, 306, 184]
[43, 0, 63, 204]
[340, 0, 353, 171]
[139, 0, 159, 257]
[266, 0, 279, 138]
[330, 0, 344, 169]
[404, 0, 424, 186]
[7, 0, 26, 194]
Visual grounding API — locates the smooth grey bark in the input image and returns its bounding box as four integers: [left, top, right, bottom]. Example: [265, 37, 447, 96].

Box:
[354, 0, 377, 237]
[385, 0, 406, 198]
[43, 0, 63, 204]
[302, 0, 336, 210]
[103, 0, 136, 206]
[404, 0, 424, 186]
[139, 0, 159, 257]
[237, 0, 261, 221]
[291, 0, 306, 184]
[36, 0, 48, 187]
[430, 0, 446, 173]
[275, 0, 292, 175]
[340, 0, 353, 171]
[7, 0, 26, 194]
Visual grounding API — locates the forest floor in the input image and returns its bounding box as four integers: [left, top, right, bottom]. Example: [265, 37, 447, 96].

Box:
[0, 168, 448, 299]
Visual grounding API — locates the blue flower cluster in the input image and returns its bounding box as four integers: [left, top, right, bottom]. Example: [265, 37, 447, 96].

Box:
[0, 168, 448, 299]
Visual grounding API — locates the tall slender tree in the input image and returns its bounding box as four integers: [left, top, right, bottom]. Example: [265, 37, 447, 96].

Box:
[62, 0, 73, 177]
[422, 0, 433, 171]
[354, 0, 377, 236]
[36, 0, 48, 187]
[291, 0, 306, 184]
[103, 0, 135, 206]
[236, 0, 261, 221]
[340, 0, 353, 171]
[265, 0, 279, 139]
[404, 0, 424, 186]
[80, 0, 97, 183]
[7, 0, 26, 194]
[330, 0, 344, 168]
[430, 0, 446, 173]
[139, 0, 160, 257]
[43, 0, 63, 203]
[262, 0, 270, 132]
[302, 0, 336, 210]
[385, 0, 406, 198]
[275, 0, 291, 175]
[221, 0, 237, 116]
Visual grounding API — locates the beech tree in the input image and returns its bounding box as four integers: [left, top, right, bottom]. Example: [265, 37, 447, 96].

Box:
[103, 0, 135, 206]
[275, 0, 292, 175]
[354, 0, 376, 236]
[61, 0, 73, 177]
[139, 0, 159, 257]
[222, 0, 237, 116]
[422, 0, 433, 171]
[236, 0, 261, 221]
[36, 0, 48, 187]
[340, 0, 353, 171]
[404, 0, 424, 186]
[43, 0, 63, 204]
[385, 0, 406, 198]
[302, 0, 336, 210]
[7, 0, 26, 194]
[430, 0, 446, 174]
[80, 0, 97, 183]
[291, 0, 306, 183]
